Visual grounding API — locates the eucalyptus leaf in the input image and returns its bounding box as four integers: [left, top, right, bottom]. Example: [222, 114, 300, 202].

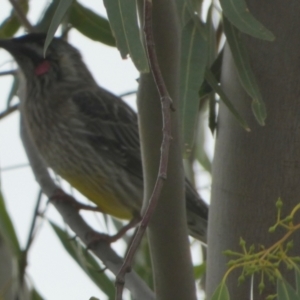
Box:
[208, 92, 217, 134]
[207, 5, 216, 67]
[44, 0, 74, 56]
[295, 267, 300, 295]
[194, 262, 206, 279]
[175, 0, 197, 26]
[31, 288, 45, 300]
[50, 222, 115, 298]
[0, 0, 29, 38]
[196, 101, 213, 171]
[211, 282, 230, 300]
[199, 50, 223, 98]
[220, 0, 275, 41]
[277, 277, 298, 300]
[180, 18, 207, 157]
[103, 0, 148, 72]
[223, 17, 266, 125]
[0, 191, 21, 258]
[205, 69, 250, 131]
[69, 2, 115, 47]
[35, 0, 60, 33]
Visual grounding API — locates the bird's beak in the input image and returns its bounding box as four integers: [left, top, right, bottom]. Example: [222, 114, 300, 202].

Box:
[0, 38, 20, 56]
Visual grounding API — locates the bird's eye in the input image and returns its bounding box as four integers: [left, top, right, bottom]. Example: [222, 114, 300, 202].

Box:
[34, 60, 51, 76]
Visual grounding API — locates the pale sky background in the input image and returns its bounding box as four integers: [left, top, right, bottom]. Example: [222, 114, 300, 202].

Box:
[0, 1, 213, 299]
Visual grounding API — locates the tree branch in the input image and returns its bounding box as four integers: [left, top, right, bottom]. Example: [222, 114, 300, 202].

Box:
[116, 1, 173, 298]
[0, 104, 19, 120]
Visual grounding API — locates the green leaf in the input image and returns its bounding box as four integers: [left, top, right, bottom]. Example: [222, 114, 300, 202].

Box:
[208, 92, 217, 134]
[180, 19, 207, 157]
[196, 103, 213, 171]
[223, 17, 266, 125]
[35, 0, 60, 33]
[134, 238, 153, 290]
[277, 277, 298, 300]
[199, 50, 223, 98]
[220, 0, 275, 41]
[44, 0, 74, 56]
[194, 262, 206, 279]
[0, 191, 21, 258]
[295, 267, 300, 295]
[205, 68, 250, 132]
[50, 222, 115, 298]
[103, 0, 149, 72]
[207, 5, 216, 67]
[211, 282, 230, 300]
[69, 2, 116, 47]
[31, 288, 45, 300]
[0, 0, 29, 38]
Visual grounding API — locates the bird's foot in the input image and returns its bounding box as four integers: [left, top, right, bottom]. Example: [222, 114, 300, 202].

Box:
[87, 216, 141, 245]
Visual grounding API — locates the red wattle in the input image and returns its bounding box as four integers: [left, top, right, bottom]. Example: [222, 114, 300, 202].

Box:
[35, 60, 51, 76]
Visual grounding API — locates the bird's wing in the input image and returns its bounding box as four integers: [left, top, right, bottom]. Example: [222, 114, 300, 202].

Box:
[70, 88, 143, 179]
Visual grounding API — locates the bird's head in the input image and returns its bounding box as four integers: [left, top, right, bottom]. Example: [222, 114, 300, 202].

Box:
[0, 33, 94, 90]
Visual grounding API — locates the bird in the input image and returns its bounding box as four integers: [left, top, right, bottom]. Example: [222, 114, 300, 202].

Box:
[0, 33, 208, 242]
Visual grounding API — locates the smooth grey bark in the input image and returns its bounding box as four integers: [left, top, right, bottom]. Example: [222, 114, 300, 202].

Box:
[207, 2, 300, 299]
[137, 1, 197, 299]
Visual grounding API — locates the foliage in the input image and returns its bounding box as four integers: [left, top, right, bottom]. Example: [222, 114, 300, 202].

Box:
[211, 199, 300, 299]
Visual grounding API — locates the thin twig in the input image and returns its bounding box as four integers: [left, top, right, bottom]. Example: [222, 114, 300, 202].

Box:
[0, 70, 17, 77]
[8, 0, 35, 32]
[116, 0, 173, 298]
[0, 103, 19, 120]
[19, 190, 44, 284]
[0, 163, 29, 171]
[24, 190, 43, 253]
[119, 90, 137, 98]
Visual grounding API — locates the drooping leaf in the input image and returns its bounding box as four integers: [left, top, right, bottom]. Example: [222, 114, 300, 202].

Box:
[175, 0, 197, 27]
[103, 0, 148, 72]
[134, 237, 153, 290]
[196, 100, 213, 171]
[208, 92, 217, 134]
[199, 50, 223, 99]
[223, 17, 266, 125]
[0, 191, 21, 258]
[194, 262, 206, 279]
[295, 267, 300, 295]
[211, 282, 230, 300]
[207, 5, 217, 67]
[205, 68, 250, 131]
[277, 277, 298, 300]
[180, 18, 207, 157]
[44, 0, 74, 55]
[35, 0, 60, 33]
[50, 222, 115, 298]
[31, 288, 45, 300]
[0, 0, 29, 38]
[220, 0, 275, 41]
[69, 2, 115, 47]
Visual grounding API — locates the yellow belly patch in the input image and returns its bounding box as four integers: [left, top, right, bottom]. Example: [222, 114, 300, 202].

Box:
[60, 174, 133, 220]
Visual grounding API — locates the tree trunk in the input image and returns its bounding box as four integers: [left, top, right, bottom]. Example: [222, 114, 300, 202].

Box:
[207, 1, 300, 299]
[137, 0, 197, 299]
